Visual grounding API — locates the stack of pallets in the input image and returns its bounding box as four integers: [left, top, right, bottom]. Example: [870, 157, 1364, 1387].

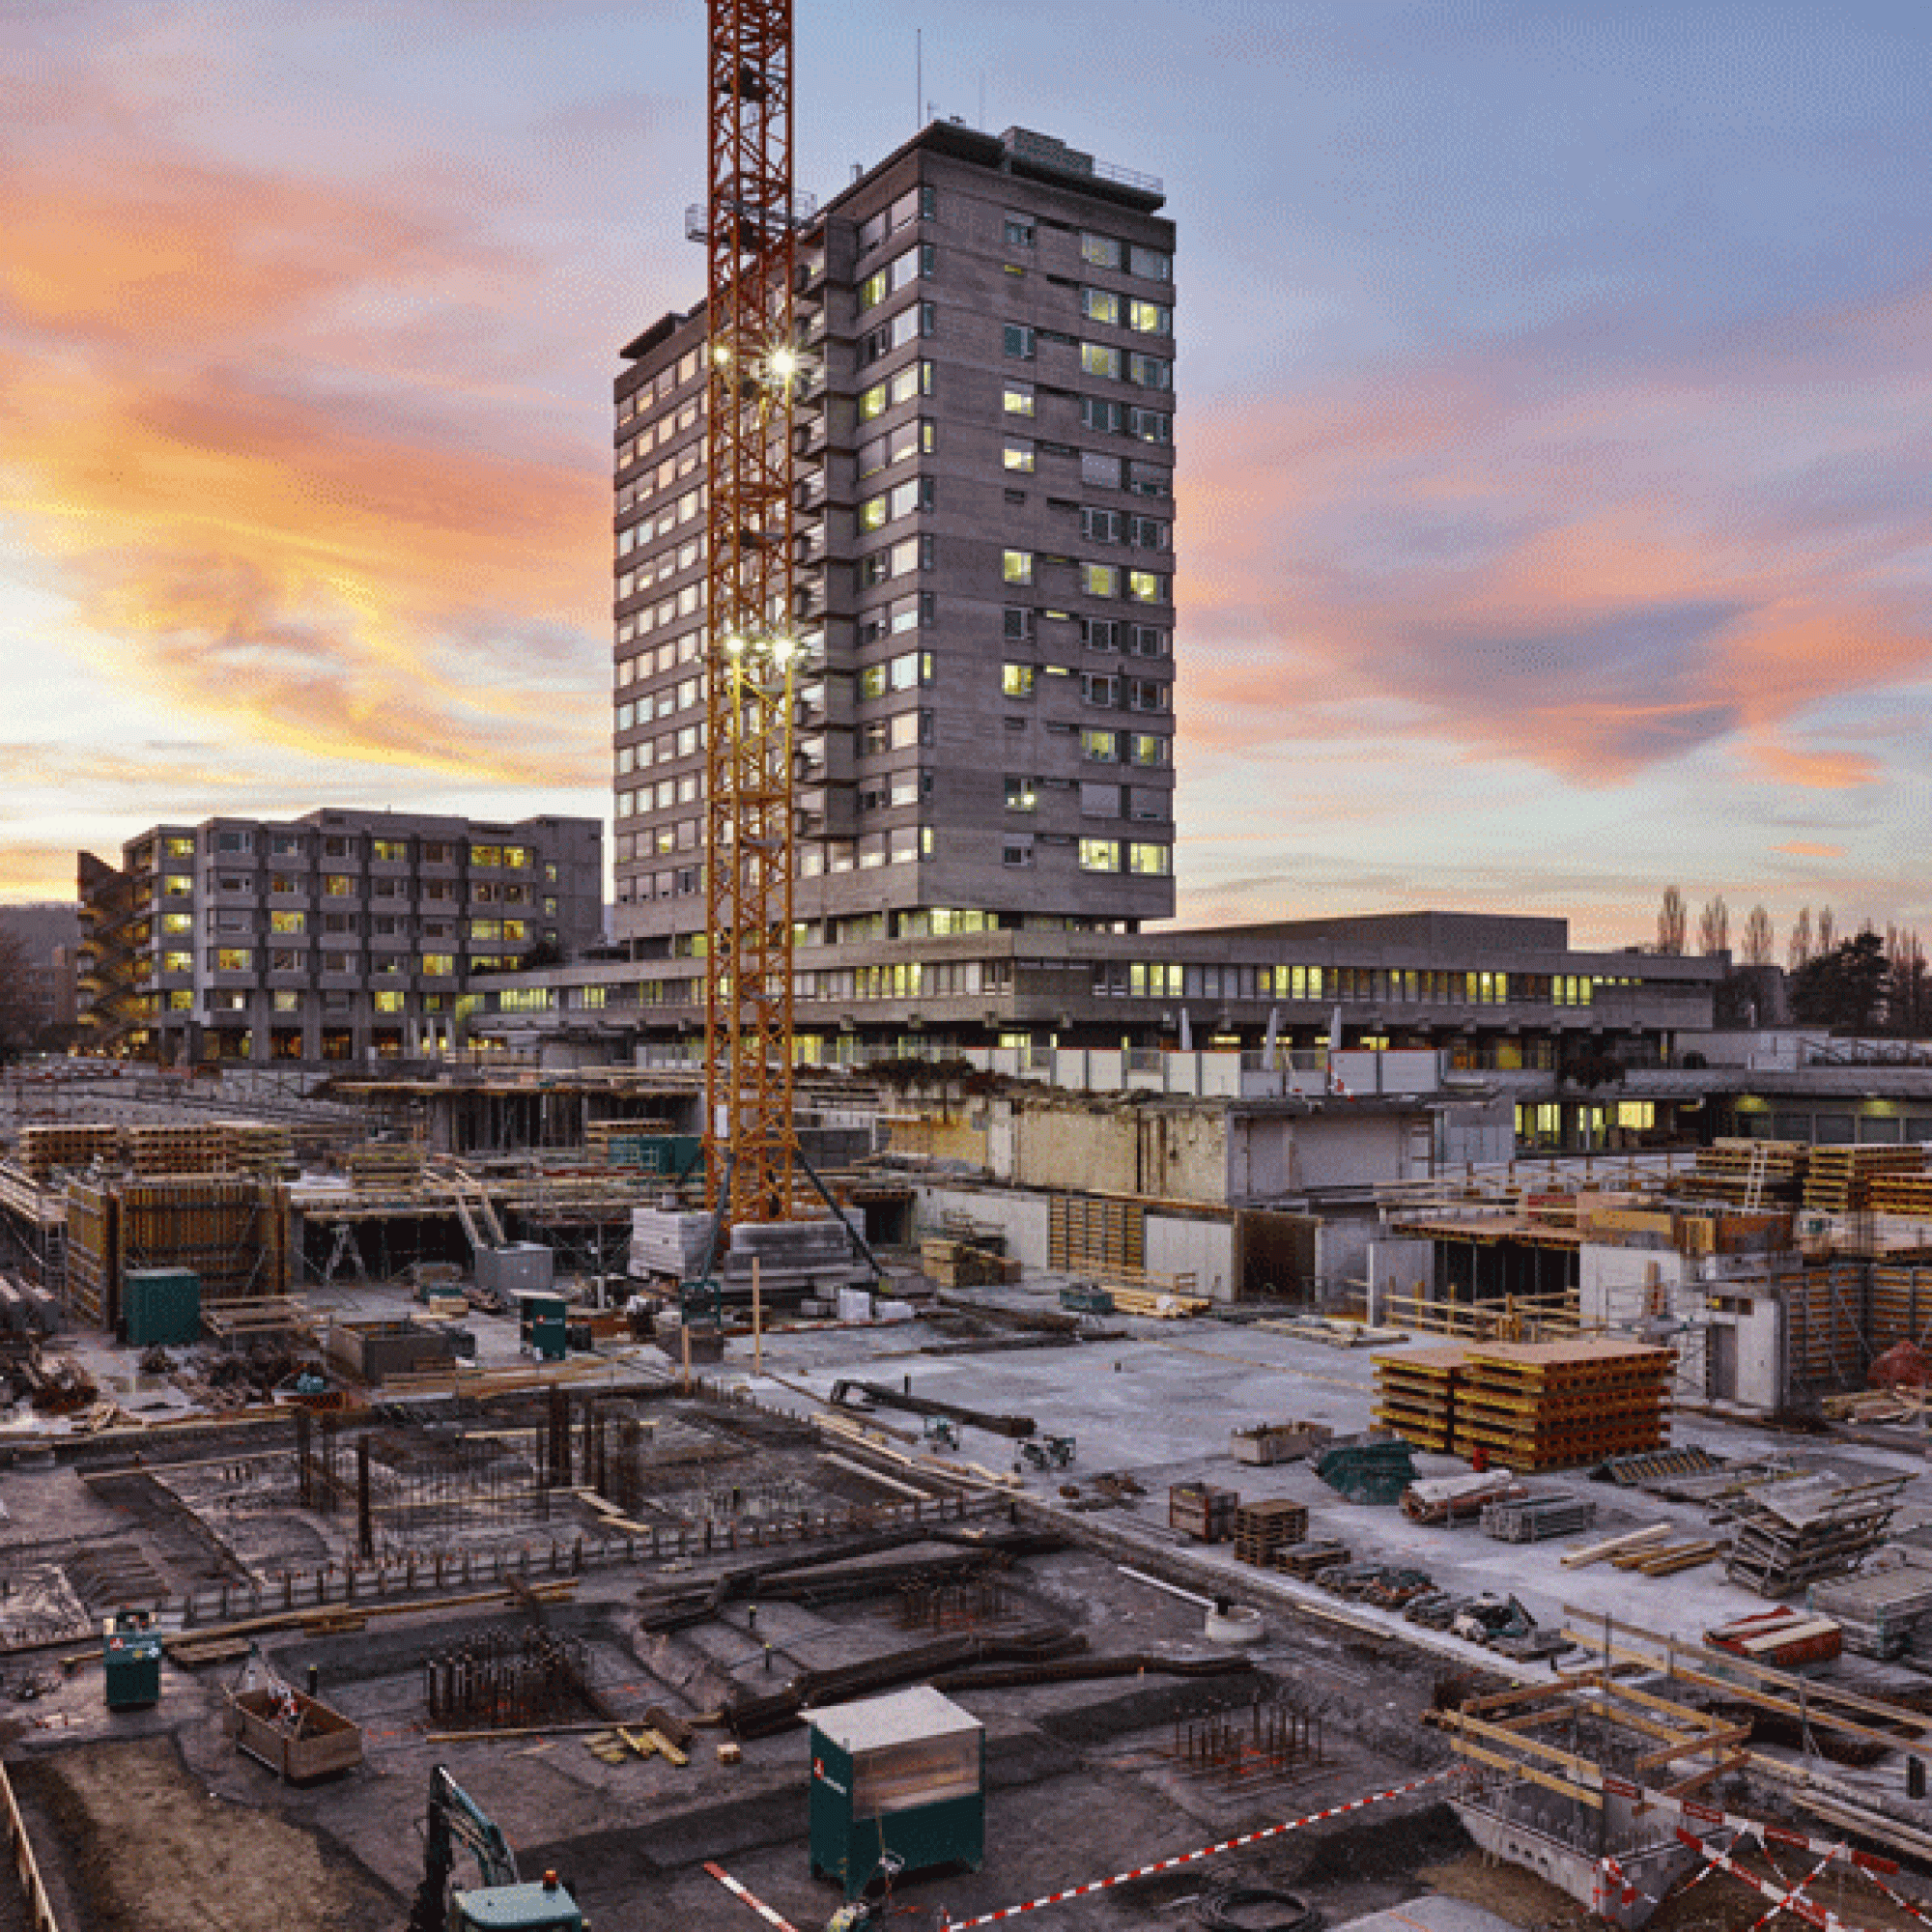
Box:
[1233, 1498, 1309, 1567]
[1275, 1539, 1350, 1577]
[1809, 1561, 1932, 1659]
[1371, 1346, 1463, 1452]
[17, 1123, 122, 1179]
[1724, 1475, 1910, 1597]
[1452, 1337, 1673, 1472]
[1804, 1146, 1925, 1213]
[1677, 1139, 1808, 1205]
[1867, 1172, 1932, 1218]
[218, 1121, 293, 1172]
[345, 1143, 424, 1188]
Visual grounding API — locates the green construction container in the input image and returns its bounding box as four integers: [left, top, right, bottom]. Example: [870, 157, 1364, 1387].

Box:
[605, 1132, 702, 1178]
[102, 1610, 162, 1710]
[809, 1688, 984, 1899]
[123, 1267, 202, 1348]
[517, 1293, 567, 1342]
[529, 1315, 567, 1362]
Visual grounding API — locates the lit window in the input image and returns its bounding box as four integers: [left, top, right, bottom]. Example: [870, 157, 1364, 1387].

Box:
[1002, 550, 1034, 585]
[1004, 776, 1037, 812]
[1003, 441, 1035, 472]
[1081, 288, 1121, 326]
[1081, 233, 1123, 270]
[374, 991, 405, 1014]
[1083, 564, 1119, 598]
[1004, 383, 1035, 417]
[1002, 664, 1036, 699]
[1082, 342, 1122, 381]
[1079, 838, 1121, 872]
[1129, 842, 1171, 876]
[1127, 571, 1165, 603]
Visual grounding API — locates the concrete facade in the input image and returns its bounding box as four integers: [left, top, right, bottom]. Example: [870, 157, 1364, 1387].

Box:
[611, 122, 1177, 942]
[77, 809, 602, 1065]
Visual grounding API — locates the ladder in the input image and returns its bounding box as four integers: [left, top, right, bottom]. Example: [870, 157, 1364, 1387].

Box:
[1742, 1142, 1771, 1212]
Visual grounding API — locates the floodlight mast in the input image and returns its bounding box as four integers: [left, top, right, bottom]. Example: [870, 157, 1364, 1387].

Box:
[702, 0, 802, 1228]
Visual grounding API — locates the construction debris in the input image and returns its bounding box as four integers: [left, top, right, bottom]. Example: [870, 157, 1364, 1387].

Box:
[1722, 1474, 1912, 1596]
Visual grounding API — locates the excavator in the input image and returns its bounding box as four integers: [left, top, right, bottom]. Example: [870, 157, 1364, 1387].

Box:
[407, 1765, 585, 1932]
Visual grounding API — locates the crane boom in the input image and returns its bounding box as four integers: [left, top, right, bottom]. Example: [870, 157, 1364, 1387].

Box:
[702, 0, 802, 1229]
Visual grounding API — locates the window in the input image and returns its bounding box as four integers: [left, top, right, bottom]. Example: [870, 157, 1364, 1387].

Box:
[372, 838, 408, 863]
[1081, 342, 1122, 381]
[1003, 323, 1036, 360]
[1130, 244, 1173, 281]
[1129, 407, 1171, 443]
[1082, 507, 1122, 544]
[1004, 775, 1037, 811]
[1083, 729, 1121, 762]
[1003, 836, 1036, 867]
[1128, 570, 1166, 604]
[1079, 838, 1120, 872]
[162, 950, 192, 974]
[1128, 678, 1169, 712]
[1131, 733, 1170, 766]
[1002, 550, 1034, 585]
[1081, 287, 1122, 326]
[1130, 786, 1168, 821]
[858, 475, 930, 531]
[1082, 672, 1120, 706]
[163, 873, 193, 897]
[469, 843, 502, 867]
[323, 874, 354, 897]
[856, 359, 933, 421]
[270, 910, 305, 934]
[1080, 396, 1124, 434]
[1003, 440, 1036, 472]
[859, 649, 933, 699]
[1002, 663, 1037, 699]
[856, 590, 934, 644]
[1003, 381, 1035, 417]
[1004, 213, 1036, 247]
[1129, 624, 1169, 657]
[1129, 353, 1171, 390]
[1080, 781, 1122, 818]
[1081, 451, 1122, 491]
[1130, 298, 1171, 335]
[1083, 563, 1119, 597]
[857, 416, 933, 477]
[857, 242, 933, 311]
[1082, 618, 1120, 652]
[213, 948, 253, 972]
[1080, 232, 1123, 270]
[164, 836, 196, 859]
[1131, 517, 1169, 550]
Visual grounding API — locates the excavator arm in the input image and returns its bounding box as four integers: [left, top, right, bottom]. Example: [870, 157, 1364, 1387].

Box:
[409, 1765, 525, 1932]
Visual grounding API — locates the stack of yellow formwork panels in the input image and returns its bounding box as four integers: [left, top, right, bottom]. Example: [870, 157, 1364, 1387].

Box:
[216, 1120, 294, 1173]
[1804, 1146, 1924, 1214]
[64, 1179, 117, 1325]
[1678, 1139, 1808, 1206]
[346, 1143, 424, 1189]
[17, 1124, 122, 1179]
[124, 1122, 228, 1177]
[1370, 1346, 1464, 1453]
[1452, 1337, 1673, 1472]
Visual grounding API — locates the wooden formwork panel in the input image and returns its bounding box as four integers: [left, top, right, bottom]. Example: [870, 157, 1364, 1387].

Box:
[1783, 1265, 1869, 1391]
[1049, 1195, 1145, 1275]
[1868, 1265, 1932, 1353]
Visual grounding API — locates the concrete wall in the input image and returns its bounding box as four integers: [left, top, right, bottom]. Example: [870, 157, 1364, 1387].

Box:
[913, 1183, 1052, 1264]
[1230, 1112, 1417, 1198]
[1143, 1213, 1236, 1300]
[993, 1098, 1230, 1205]
[1365, 1237, 1435, 1322]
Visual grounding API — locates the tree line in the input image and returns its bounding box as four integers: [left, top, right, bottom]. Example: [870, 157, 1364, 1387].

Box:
[1652, 888, 1931, 1036]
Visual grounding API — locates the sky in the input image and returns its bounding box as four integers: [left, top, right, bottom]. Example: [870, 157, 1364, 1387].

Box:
[3, 0, 1929, 952]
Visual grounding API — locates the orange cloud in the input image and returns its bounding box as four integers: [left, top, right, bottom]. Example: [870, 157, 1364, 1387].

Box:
[1774, 840, 1849, 858]
[1747, 744, 1879, 789]
[0, 136, 612, 793]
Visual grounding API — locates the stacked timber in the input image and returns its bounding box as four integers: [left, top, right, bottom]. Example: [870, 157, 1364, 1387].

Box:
[1868, 1172, 1932, 1217]
[629, 1208, 716, 1281]
[1808, 1559, 1932, 1658]
[216, 1120, 293, 1172]
[920, 1237, 1014, 1288]
[345, 1142, 424, 1188]
[1804, 1145, 1924, 1214]
[125, 1122, 227, 1176]
[1371, 1346, 1463, 1452]
[1233, 1498, 1309, 1566]
[1677, 1139, 1808, 1206]
[1452, 1337, 1673, 1472]
[1723, 1474, 1910, 1597]
[17, 1123, 121, 1179]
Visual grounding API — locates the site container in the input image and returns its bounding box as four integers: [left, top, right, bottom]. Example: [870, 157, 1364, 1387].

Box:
[122, 1267, 202, 1348]
[102, 1611, 162, 1710]
[605, 1133, 702, 1178]
[808, 1687, 984, 1900]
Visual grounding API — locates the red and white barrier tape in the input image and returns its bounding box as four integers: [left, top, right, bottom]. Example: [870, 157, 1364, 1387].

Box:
[1676, 1830, 1878, 1932]
[705, 1860, 806, 1932]
[1599, 1775, 1898, 1876]
[1742, 1842, 1840, 1932]
[939, 1772, 1447, 1930]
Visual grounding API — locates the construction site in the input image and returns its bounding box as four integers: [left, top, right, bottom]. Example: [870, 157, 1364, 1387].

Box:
[8, 0, 1932, 1927]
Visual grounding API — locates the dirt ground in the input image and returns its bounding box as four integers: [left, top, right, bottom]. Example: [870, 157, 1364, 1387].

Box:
[13, 1736, 400, 1932]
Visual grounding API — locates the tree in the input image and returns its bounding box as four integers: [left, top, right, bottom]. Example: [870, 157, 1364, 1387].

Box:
[1789, 929, 1889, 1034]
[0, 928, 36, 1064]
[1741, 905, 1774, 966]
[1787, 907, 1813, 974]
[1697, 895, 1730, 956]
[1656, 886, 1687, 955]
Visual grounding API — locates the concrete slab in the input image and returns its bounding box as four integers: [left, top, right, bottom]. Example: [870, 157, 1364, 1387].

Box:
[1330, 1898, 1528, 1932]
